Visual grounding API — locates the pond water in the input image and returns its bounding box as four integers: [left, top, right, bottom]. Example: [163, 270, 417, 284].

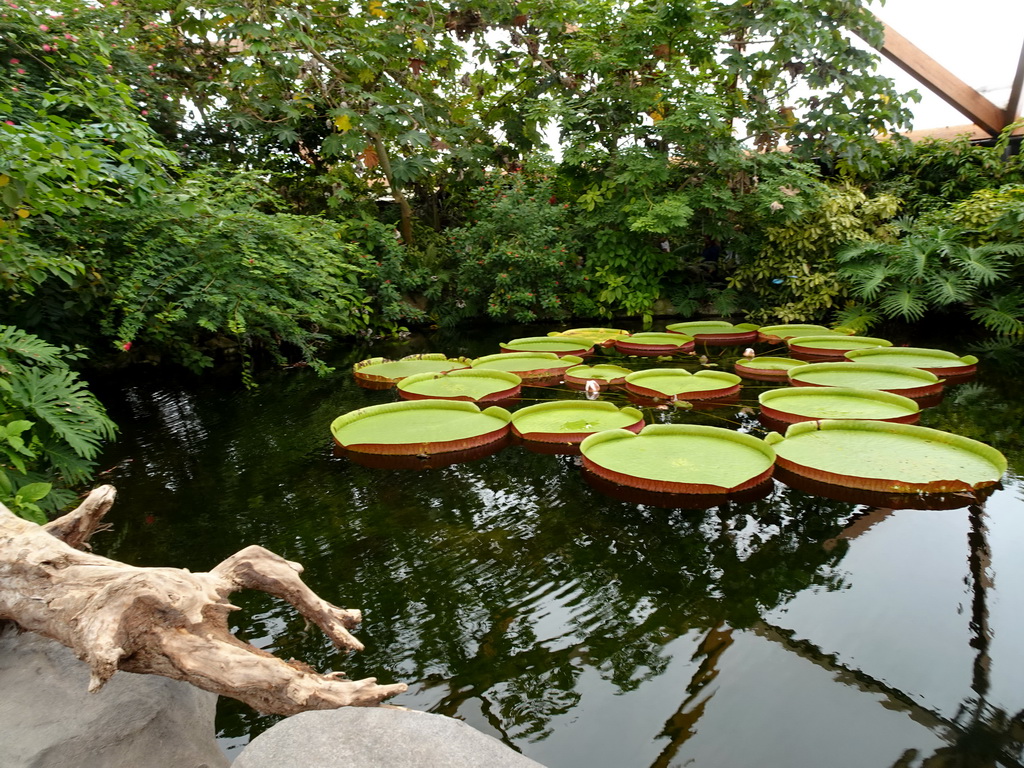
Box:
[91, 323, 1024, 767]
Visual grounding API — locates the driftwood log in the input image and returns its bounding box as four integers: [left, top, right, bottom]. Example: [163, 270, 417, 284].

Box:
[0, 485, 406, 715]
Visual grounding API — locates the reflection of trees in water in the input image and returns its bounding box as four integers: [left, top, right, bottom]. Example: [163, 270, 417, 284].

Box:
[92, 345, 1024, 760]
[218, 444, 862, 744]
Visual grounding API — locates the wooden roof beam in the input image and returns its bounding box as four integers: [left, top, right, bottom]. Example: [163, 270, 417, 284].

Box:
[1008, 38, 1024, 124]
[875, 20, 1007, 137]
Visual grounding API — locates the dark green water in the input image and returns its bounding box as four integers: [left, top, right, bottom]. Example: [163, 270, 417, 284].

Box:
[91, 325, 1024, 767]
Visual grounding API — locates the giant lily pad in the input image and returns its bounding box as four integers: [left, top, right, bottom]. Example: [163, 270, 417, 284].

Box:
[511, 401, 644, 444]
[624, 368, 741, 400]
[758, 387, 920, 426]
[733, 356, 806, 382]
[331, 400, 512, 455]
[757, 324, 851, 343]
[788, 362, 943, 399]
[845, 347, 978, 379]
[548, 327, 630, 346]
[613, 332, 695, 356]
[764, 420, 1006, 493]
[665, 320, 759, 345]
[352, 354, 471, 389]
[581, 424, 776, 494]
[500, 336, 595, 357]
[564, 364, 634, 390]
[472, 352, 583, 386]
[786, 334, 892, 359]
[397, 368, 521, 402]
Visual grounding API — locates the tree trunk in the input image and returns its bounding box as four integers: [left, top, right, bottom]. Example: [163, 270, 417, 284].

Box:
[0, 486, 406, 716]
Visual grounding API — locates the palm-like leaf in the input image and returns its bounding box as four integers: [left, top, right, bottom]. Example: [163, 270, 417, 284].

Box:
[878, 286, 928, 321]
[833, 304, 880, 333]
[840, 263, 891, 300]
[924, 270, 974, 307]
[953, 243, 1022, 286]
[969, 293, 1024, 337]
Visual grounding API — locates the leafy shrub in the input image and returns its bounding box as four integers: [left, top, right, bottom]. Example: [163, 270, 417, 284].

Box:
[835, 222, 1024, 337]
[0, 325, 116, 522]
[438, 174, 595, 325]
[728, 185, 901, 322]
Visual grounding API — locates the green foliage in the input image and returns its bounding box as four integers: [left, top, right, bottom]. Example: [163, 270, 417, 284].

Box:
[1, 0, 178, 296]
[835, 223, 1024, 338]
[440, 173, 595, 325]
[0, 325, 116, 521]
[945, 185, 1024, 243]
[83, 172, 420, 378]
[729, 185, 901, 322]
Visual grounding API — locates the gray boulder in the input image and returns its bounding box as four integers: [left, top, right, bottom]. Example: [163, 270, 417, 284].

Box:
[0, 626, 228, 768]
[233, 707, 546, 768]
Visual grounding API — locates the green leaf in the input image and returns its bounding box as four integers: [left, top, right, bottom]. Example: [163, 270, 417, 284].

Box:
[16, 482, 52, 504]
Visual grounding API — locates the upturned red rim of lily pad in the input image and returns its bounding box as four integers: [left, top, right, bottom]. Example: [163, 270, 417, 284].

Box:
[352, 354, 472, 389]
[733, 356, 806, 381]
[665, 321, 759, 346]
[624, 368, 742, 400]
[499, 336, 595, 357]
[758, 386, 921, 426]
[564, 364, 634, 389]
[788, 361, 944, 400]
[764, 420, 1006, 494]
[580, 424, 776, 494]
[844, 347, 979, 379]
[613, 333, 695, 356]
[510, 401, 644, 444]
[471, 352, 583, 385]
[331, 400, 512, 456]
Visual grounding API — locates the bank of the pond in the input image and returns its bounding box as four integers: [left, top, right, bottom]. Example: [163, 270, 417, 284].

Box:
[89, 322, 1024, 767]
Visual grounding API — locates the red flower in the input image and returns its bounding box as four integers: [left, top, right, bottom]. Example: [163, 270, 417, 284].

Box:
[549, 195, 557, 205]
[122, 341, 132, 351]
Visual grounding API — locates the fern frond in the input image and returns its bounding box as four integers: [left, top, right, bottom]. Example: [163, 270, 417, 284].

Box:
[952, 244, 1013, 286]
[923, 271, 973, 307]
[968, 293, 1024, 337]
[0, 325, 68, 368]
[6, 368, 117, 461]
[833, 303, 880, 333]
[878, 286, 928, 321]
[839, 263, 891, 300]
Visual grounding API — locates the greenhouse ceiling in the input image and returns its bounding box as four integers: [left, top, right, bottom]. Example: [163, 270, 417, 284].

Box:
[866, 0, 1024, 139]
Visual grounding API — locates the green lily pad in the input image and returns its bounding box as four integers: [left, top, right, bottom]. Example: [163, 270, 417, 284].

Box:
[845, 347, 978, 378]
[765, 420, 1006, 493]
[734, 356, 806, 381]
[786, 334, 893, 357]
[548, 327, 630, 345]
[564, 364, 634, 389]
[758, 387, 920, 425]
[665, 320, 759, 345]
[472, 352, 583, 384]
[500, 336, 595, 356]
[613, 332, 695, 356]
[331, 400, 512, 455]
[398, 368, 521, 402]
[581, 424, 776, 494]
[757, 324, 851, 343]
[352, 354, 471, 389]
[624, 368, 741, 400]
[511, 401, 644, 443]
[788, 362, 942, 399]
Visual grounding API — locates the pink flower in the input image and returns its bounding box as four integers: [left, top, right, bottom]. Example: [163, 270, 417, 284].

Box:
[41, 44, 52, 51]
[140, 109, 148, 115]
[9, 58, 19, 64]
[584, 380, 601, 400]
[121, 342, 132, 351]
[742, 348, 756, 358]
[16, 68, 24, 74]
[4, 120, 14, 125]
[38, 24, 49, 31]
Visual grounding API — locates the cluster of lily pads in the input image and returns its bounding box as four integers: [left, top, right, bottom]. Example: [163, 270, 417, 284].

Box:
[331, 321, 1005, 509]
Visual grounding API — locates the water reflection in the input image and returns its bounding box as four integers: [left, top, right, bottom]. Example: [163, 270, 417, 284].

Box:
[88, 325, 1024, 767]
